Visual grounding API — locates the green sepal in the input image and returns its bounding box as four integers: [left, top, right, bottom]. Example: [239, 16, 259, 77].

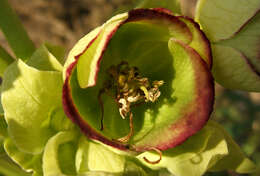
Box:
[63, 26, 102, 80]
[1, 59, 62, 154]
[77, 13, 128, 88]
[178, 17, 211, 67]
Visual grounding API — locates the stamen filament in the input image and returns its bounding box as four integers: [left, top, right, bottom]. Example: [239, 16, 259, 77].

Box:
[117, 112, 134, 143]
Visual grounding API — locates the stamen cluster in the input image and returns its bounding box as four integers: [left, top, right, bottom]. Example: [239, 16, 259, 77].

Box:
[99, 61, 163, 143]
[106, 61, 164, 119]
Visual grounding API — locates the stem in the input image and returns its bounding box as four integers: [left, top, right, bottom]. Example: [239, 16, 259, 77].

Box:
[0, 0, 35, 60]
[0, 45, 15, 76]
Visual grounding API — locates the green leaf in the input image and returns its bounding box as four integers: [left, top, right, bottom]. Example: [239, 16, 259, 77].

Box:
[0, 137, 4, 154]
[42, 131, 77, 176]
[78, 169, 172, 176]
[217, 11, 260, 74]
[76, 136, 169, 176]
[0, 85, 4, 116]
[26, 44, 63, 72]
[208, 121, 256, 174]
[122, 160, 150, 176]
[0, 0, 35, 60]
[0, 45, 15, 77]
[4, 137, 43, 175]
[0, 155, 32, 176]
[0, 94, 3, 115]
[252, 166, 260, 176]
[135, 0, 181, 14]
[0, 100, 3, 117]
[76, 137, 126, 174]
[77, 171, 122, 176]
[44, 43, 66, 65]
[196, 1, 260, 92]
[212, 44, 260, 92]
[195, 0, 260, 42]
[1, 59, 62, 154]
[48, 107, 75, 132]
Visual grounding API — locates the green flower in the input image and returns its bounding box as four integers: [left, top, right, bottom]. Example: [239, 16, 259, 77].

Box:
[0, 7, 256, 176]
[62, 8, 214, 153]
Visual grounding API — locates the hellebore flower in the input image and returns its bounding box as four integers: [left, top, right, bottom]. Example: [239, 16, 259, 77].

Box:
[62, 8, 214, 153]
[0, 7, 256, 176]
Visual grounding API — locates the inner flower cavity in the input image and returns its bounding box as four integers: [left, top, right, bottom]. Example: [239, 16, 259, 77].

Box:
[98, 61, 164, 143]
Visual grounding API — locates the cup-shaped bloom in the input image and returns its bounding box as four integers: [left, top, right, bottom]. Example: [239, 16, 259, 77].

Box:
[62, 8, 214, 152]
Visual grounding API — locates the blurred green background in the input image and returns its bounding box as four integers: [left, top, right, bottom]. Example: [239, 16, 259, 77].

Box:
[0, 0, 259, 176]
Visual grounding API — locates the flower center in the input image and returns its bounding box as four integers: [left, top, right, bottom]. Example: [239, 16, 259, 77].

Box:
[98, 61, 164, 143]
